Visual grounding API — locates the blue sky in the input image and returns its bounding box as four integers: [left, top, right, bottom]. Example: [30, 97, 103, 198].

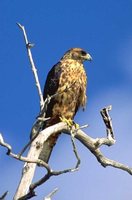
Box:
[0, 0, 132, 199]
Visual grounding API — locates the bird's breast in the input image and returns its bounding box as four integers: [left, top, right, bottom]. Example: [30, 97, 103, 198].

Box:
[51, 60, 87, 119]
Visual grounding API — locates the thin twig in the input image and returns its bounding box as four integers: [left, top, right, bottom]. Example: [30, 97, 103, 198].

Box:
[0, 191, 8, 200]
[70, 130, 81, 169]
[44, 188, 58, 200]
[17, 22, 44, 110]
[28, 165, 78, 199]
[0, 133, 51, 172]
[0, 133, 12, 155]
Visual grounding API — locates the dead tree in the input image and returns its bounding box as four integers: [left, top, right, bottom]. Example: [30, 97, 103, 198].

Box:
[0, 23, 132, 200]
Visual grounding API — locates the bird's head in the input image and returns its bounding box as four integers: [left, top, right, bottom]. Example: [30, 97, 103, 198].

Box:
[61, 48, 92, 63]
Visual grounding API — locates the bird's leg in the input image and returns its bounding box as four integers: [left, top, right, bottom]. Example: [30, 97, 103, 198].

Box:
[59, 116, 73, 127]
[59, 116, 80, 133]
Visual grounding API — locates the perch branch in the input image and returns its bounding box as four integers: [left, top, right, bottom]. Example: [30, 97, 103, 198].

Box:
[1, 115, 130, 176]
[1, 105, 132, 199]
[0, 105, 132, 197]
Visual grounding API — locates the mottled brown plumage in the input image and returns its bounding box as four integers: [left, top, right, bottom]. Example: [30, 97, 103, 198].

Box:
[39, 48, 92, 163]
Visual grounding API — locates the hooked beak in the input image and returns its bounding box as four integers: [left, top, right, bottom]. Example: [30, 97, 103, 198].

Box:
[85, 53, 92, 61]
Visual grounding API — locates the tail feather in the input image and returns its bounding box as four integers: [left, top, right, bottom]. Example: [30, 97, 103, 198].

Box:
[30, 116, 60, 163]
[39, 133, 60, 163]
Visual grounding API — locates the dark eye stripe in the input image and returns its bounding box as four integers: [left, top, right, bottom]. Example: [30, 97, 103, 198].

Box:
[81, 50, 87, 56]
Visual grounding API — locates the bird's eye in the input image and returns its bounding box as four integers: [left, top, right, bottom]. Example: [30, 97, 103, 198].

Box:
[81, 50, 87, 56]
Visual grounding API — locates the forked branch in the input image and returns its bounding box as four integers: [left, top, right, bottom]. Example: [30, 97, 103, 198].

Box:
[1, 106, 132, 200]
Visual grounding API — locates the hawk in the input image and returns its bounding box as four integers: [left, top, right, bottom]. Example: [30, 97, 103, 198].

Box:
[39, 48, 92, 163]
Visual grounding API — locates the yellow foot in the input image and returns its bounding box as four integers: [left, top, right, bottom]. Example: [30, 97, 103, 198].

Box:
[73, 122, 80, 129]
[59, 116, 79, 129]
[59, 116, 73, 127]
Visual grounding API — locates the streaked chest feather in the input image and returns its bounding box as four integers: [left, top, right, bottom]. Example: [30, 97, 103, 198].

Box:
[55, 60, 87, 109]
[59, 60, 87, 90]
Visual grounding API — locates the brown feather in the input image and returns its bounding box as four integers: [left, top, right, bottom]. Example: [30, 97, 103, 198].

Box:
[39, 48, 91, 163]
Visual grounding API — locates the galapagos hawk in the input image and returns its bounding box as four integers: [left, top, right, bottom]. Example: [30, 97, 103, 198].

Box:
[39, 48, 92, 163]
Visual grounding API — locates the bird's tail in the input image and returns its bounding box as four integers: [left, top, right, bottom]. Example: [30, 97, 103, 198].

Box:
[30, 116, 60, 163]
[39, 132, 60, 163]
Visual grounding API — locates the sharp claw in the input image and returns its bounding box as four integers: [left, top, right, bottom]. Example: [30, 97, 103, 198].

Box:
[59, 116, 79, 129]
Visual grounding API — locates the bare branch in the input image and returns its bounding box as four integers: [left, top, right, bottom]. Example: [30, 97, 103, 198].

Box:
[44, 188, 58, 200]
[92, 149, 132, 174]
[0, 191, 8, 200]
[0, 133, 12, 155]
[0, 133, 51, 172]
[17, 22, 44, 110]
[18, 117, 49, 157]
[1, 109, 131, 176]
[1, 105, 132, 199]
[17, 190, 36, 200]
[100, 105, 115, 139]
[70, 130, 81, 169]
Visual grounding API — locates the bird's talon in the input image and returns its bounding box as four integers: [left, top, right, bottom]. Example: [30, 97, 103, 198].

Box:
[59, 116, 80, 130]
[59, 116, 73, 127]
[74, 123, 80, 129]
